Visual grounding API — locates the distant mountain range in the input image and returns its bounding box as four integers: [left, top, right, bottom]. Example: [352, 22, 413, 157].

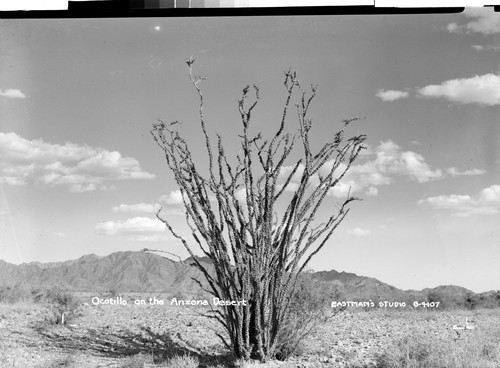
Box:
[0, 252, 205, 294]
[0, 251, 498, 309]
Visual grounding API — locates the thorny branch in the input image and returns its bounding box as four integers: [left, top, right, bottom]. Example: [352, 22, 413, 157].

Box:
[150, 59, 366, 361]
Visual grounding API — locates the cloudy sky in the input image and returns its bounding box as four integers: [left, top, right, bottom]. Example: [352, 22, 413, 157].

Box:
[1, 9, 499, 293]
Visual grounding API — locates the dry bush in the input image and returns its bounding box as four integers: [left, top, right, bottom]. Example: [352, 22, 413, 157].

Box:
[43, 355, 76, 368]
[274, 273, 344, 360]
[0, 286, 32, 303]
[35, 287, 82, 326]
[375, 330, 500, 368]
[159, 355, 199, 368]
[118, 353, 154, 368]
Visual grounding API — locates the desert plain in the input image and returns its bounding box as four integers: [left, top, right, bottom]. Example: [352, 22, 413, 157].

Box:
[1, 292, 499, 368]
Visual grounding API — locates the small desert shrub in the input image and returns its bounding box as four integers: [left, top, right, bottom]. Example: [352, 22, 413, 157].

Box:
[422, 312, 438, 323]
[427, 291, 448, 310]
[463, 292, 479, 310]
[44, 355, 75, 368]
[118, 353, 154, 368]
[376, 334, 433, 368]
[172, 290, 188, 300]
[158, 355, 199, 368]
[31, 287, 47, 303]
[0, 286, 31, 303]
[39, 287, 82, 325]
[375, 330, 500, 368]
[273, 273, 344, 360]
[108, 288, 119, 297]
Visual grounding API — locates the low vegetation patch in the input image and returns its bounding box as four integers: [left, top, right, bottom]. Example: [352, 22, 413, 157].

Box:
[0, 286, 82, 326]
[34, 287, 82, 326]
[0, 286, 32, 304]
[375, 320, 500, 368]
[1, 290, 499, 368]
[273, 273, 345, 360]
[375, 334, 499, 368]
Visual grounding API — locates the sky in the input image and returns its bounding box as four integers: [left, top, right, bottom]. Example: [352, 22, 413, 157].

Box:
[0, 9, 499, 293]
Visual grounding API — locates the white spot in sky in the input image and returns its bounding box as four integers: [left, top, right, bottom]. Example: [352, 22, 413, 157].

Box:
[154, 26, 161, 32]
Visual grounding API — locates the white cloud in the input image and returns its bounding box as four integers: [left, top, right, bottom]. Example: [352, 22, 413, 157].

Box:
[480, 185, 500, 202]
[446, 167, 486, 177]
[279, 164, 327, 194]
[128, 234, 173, 242]
[376, 89, 409, 102]
[347, 228, 371, 237]
[448, 8, 500, 36]
[359, 140, 443, 184]
[159, 208, 186, 216]
[113, 194, 186, 219]
[70, 183, 97, 193]
[447, 22, 460, 33]
[95, 217, 166, 236]
[472, 44, 500, 52]
[0, 89, 26, 99]
[472, 44, 500, 51]
[417, 74, 500, 106]
[397, 152, 443, 182]
[328, 182, 353, 198]
[0, 132, 154, 192]
[235, 188, 247, 203]
[420, 194, 472, 210]
[365, 186, 379, 197]
[327, 141, 486, 198]
[280, 182, 300, 192]
[159, 189, 183, 205]
[418, 185, 500, 217]
[112, 203, 158, 214]
[278, 140, 484, 200]
[278, 164, 305, 181]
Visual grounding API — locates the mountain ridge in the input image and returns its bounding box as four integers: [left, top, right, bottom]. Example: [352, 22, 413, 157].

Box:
[0, 251, 498, 308]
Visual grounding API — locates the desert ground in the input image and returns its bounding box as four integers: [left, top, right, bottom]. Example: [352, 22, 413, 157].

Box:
[1, 293, 499, 368]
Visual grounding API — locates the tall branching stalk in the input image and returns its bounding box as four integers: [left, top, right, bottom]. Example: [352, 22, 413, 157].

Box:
[151, 58, 366, 362]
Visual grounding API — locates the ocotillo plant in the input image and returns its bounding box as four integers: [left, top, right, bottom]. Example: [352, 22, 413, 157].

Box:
[151, 58, 366, 362]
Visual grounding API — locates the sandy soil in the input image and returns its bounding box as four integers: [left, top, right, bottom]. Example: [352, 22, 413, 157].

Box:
[1, 300, 499, 368]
